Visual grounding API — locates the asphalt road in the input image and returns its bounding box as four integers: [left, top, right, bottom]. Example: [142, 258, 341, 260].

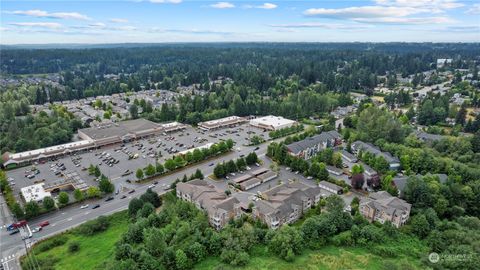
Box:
[0, 140, 270, 270]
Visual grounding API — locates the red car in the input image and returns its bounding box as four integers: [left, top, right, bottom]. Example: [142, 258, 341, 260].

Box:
[39, 221, 50, 227]
[15, 220, 27, 228]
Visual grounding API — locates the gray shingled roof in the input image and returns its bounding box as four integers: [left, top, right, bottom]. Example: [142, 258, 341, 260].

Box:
[256, 182, 321, 222]
[361, 191, 411, 218]
[287, 131, 341, 154]
[352, 141, 399, 164]
[318, 180, 343, 192]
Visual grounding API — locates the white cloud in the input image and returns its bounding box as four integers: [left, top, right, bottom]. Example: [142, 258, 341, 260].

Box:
[89, 22, 107, 28]
[303, 1, 461, 25]
[11, 10, 90, 20]
[210, 2, 235, 9]
[355, 16, 455, 24]
[149, 0, 182, 3]
[304, 6, 425, 18]
[375, 0, 464, 10]
[109, 18, 129, 23]
[166, 28, 234, 35]
[466, 4, 480, 14]
[9, 22, 63, 29]
[250, 3, 278, 9]
[269, 22, 370, 29]
[113, 26, 137, 31]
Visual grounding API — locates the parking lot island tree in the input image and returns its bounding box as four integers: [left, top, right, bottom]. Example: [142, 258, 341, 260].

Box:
[155, 163, 164, 174]
[164, 159, 176, 171]
[144, 164, 156, 177]
[99, 175, 115, 194]
[136, 168, 144, 180]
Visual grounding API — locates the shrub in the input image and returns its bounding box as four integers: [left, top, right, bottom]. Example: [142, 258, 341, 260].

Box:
[77, 215, 110, 236]
[68, 241, 80, 253]
[36, 235, 68, 252]
[372, 246, 397, 258]
[331, 231, 354, 246]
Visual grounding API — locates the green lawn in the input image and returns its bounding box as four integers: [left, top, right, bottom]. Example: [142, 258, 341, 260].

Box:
[196, 239, 426, 270]
[21, 211, 129, 270]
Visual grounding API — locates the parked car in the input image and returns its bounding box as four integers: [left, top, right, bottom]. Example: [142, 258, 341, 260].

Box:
[105, 197, 114, 202]
[120, 195, 127, 199]
[128, 189, 136, 194]
[92, 204, 100, 209]
[9, 228, 20, 235]
[80, 204, 89, 209]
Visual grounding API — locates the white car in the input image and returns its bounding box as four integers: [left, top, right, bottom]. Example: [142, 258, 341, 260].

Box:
[80, 204, 89, 209]
[32, 226, 42, 233]
[148, 184, 156, 189]
[307, 176, 313, 180]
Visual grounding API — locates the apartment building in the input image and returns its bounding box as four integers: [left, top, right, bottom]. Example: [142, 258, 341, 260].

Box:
[359, 191, 411, 228]
[176, 179, 242, 230]
[351, 141, 400, 171]
[286, 130, 342, 160]
[253, 182, 322, 229]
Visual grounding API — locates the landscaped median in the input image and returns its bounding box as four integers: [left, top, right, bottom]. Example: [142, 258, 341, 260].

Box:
[134, 139, 235, 183]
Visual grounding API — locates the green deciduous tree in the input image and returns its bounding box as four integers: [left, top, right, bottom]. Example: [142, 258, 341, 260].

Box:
[74, 189, 84, 201]
[25, 201, 40, 219]
[42, 196, 55, 211]
[136, 168, 144, 179]
[267, 225, 303, 261]
[144, 164, 156, 176]
[99, 176, 114, 193]
[58, 191, 70, 205]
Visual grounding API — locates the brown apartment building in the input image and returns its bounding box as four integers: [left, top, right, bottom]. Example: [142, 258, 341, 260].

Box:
[359, 191, 411, 228]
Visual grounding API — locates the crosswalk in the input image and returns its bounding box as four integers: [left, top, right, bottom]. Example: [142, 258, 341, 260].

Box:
[0, 254, 15, 263]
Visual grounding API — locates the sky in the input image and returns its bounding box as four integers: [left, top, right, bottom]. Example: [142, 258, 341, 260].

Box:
[1, 0, 479, 44]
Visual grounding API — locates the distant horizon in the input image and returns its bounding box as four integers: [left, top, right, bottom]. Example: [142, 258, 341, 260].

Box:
[3, 41, 480, 47]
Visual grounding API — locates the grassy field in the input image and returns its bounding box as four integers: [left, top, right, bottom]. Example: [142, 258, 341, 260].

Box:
[196, 236, 426, 270]
[21, 211, 128, 270]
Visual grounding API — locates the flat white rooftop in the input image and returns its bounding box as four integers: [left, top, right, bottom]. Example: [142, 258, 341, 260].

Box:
[21, 183, 51, 203]
[9, 140, 94, 161]
[250, 115, 296, 130]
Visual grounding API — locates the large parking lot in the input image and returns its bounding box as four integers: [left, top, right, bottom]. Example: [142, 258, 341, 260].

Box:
[6, 123, 272, 204]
